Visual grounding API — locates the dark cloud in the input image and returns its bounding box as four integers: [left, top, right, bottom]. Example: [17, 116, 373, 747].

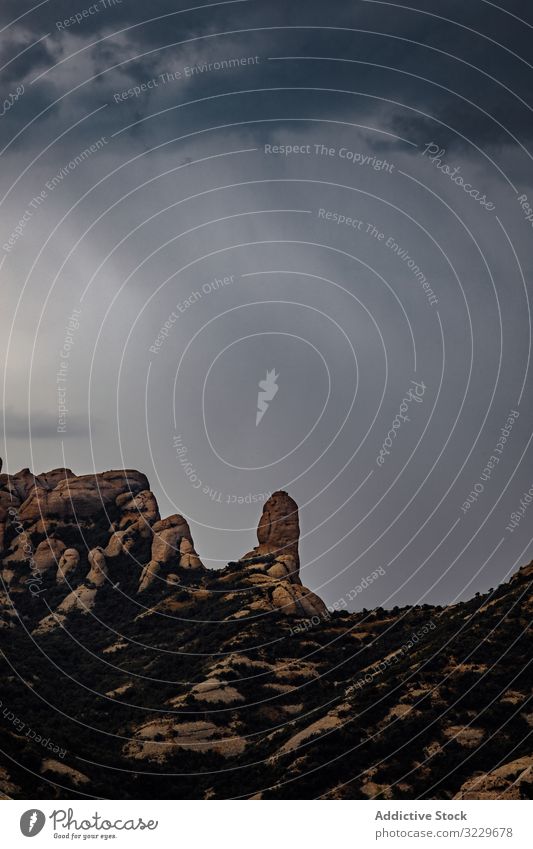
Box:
[1, 0, 533, 155]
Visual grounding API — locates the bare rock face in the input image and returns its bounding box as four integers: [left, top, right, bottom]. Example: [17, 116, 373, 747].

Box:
[138, 560, 161, 593]
[153, 515, 204, 571]
[87, 547, 107, 587]
[0, 463, 208, 619]
[56, 548, 80, 584]
[115, 489, 160, 529]
[178, 536, 203, 569]
[105, 490, 159, 559]
[34, 547, 107, 634]
[257, 491, 300, 571]
[33, 538, 66, 574]
[138, 514, 204, 593]
[1, 463, 327, 625]
[0, 466, 160, 601]
[17, 469, 150, 524]
[235, 490, 328, 618]
[239, 491, 301, 586]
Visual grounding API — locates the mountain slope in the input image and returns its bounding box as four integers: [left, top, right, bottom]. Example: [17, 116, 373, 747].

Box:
[0, 464, 531, 799]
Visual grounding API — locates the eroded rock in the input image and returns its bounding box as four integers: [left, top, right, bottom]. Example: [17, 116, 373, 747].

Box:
[138, 514, 204, 592]
[56, 548, 80, 584]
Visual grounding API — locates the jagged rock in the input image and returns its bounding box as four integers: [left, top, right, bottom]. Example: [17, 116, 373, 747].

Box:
[235, 494, 325, 618]
[4, 534, 66, 580]
[0, 466, 74, 500]
[60, 584, 97, 614]
[56, 548, 80, 584]
[151, 515, 194, 564]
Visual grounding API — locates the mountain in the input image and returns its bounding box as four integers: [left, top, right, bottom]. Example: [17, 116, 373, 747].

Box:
[0, 463, 531, 800]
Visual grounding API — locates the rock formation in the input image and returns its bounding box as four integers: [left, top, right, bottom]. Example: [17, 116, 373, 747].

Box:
[138, 513, 204, 592]
[56, 548, 80, 584]
[233, 490, 327, 618]
[0, 461, 531, 801]
[87, 547, 108, 586]
[241, 491, 301, 582]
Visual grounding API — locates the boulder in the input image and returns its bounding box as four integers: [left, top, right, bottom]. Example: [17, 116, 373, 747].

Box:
[115, 489, 160, 530]
[87, 547, 107, 587]
[267, 554, 298, 581]
[56, 548, 80, 584]
[33, 538, 66, 574]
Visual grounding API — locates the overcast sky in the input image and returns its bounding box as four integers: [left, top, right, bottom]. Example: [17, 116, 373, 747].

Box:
[2, 0, 533, 610]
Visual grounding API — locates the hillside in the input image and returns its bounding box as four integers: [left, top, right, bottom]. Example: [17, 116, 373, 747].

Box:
[0, 464, 531, 799]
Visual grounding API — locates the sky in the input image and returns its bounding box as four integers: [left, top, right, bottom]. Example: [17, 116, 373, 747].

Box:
[1, 0, 533, 611]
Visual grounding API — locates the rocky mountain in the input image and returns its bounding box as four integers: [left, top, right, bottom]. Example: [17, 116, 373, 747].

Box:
[0, 463, 531, 799]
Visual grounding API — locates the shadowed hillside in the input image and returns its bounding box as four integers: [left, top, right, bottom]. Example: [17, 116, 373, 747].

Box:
[0, 464, 531, 799]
